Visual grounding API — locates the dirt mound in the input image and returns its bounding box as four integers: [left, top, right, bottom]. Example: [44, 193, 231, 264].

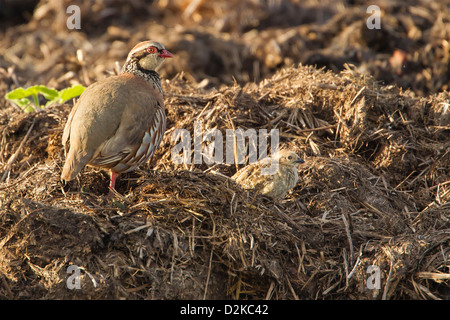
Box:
[0, 0, 449, 300]
[0, 61, 448, 299]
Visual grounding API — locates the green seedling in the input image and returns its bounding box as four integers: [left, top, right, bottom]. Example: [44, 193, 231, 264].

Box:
[5, 84, 85, 113]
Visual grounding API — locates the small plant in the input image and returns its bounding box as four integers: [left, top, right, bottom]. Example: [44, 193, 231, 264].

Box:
[5, 84, 85, 113]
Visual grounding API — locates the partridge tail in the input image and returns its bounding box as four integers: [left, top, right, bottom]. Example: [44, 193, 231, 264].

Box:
[61, 149, 92, 182]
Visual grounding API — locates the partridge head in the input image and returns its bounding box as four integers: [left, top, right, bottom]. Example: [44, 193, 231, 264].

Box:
[61, 41, 173, 193]
[277, 150, 304, 168]
[231, 150, 304, 199]
[122, 41, 173, 75]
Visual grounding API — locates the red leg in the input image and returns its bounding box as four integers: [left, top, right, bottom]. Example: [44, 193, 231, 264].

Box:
[109, 170, 118, 191]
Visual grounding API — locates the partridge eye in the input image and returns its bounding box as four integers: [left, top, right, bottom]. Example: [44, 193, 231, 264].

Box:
[288, 156, 293, 160]
[146, 47, 157, 54]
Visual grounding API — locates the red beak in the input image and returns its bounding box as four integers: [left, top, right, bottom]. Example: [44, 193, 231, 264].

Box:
[159, 49, 173, 58]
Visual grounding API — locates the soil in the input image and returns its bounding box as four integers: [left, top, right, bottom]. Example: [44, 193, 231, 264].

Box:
[0, 0, 448, 300]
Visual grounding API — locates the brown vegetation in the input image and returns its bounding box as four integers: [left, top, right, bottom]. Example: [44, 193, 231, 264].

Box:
[0, 0, 448, 299]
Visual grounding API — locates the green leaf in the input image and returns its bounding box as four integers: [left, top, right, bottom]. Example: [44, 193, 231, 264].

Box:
[112, 200, 127, 210]
[57, 84, 85, 103]
[44, 100, 56, 108]
[34, 85, 59, 101]
[7, 85, 57, 101]
[11, 98, 36, 113]
[5, 85, 57, 110]
[23, 103, 36, 113]
[5, 88, 28, 100]
[10, 97, 31, 108]
[5, 84, 85, 113]
[4, 91, 36, 112]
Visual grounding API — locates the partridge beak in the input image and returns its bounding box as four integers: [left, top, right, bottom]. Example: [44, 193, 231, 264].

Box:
[159, 49, 173, 58]
[295, 157, 305, 164]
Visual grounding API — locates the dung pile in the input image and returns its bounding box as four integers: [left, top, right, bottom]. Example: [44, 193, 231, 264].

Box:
[0, 63, 448, 299]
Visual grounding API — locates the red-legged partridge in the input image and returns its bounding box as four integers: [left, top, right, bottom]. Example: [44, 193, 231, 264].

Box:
[61, 41, 173, 192]
[231, 150, 304, 199]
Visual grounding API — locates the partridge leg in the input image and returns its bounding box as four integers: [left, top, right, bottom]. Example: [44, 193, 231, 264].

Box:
[109, 170, 119, 193]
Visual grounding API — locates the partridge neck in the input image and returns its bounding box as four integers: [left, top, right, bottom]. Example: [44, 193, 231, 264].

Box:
[121, 60, 162, 93]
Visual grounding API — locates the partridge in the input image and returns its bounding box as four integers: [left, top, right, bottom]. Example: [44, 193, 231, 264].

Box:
[61, 41, 173, 192]
[231, 150, 304, 199]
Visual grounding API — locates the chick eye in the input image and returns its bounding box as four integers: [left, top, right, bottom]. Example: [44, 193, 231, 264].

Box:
[146, 47, 157, 54]
[288, 156, 293, 160]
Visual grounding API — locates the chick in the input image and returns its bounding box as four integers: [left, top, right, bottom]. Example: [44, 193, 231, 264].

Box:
[231, 150, 304, 199]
